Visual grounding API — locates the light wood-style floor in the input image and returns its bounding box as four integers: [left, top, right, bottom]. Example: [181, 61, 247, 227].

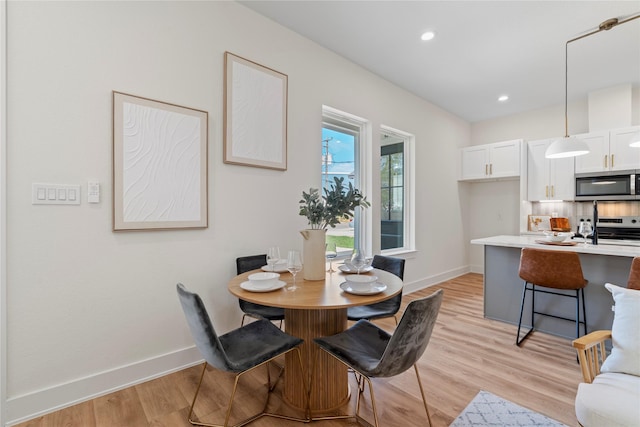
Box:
[15, 273, 583, 427]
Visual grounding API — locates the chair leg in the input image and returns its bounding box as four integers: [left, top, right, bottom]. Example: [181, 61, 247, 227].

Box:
[531, 283, 536, 330]
[516, 281, 534, 346]
[254, 347, 311, 424]
[581, 288, 587, 336]
[310, 350, 375, 425]
[357, 374, 380, 427]
[575, 289, 581, 340]
[186, 348, 310, 427]
[413, 363, 433, 427]
[187, 362, 208, 426]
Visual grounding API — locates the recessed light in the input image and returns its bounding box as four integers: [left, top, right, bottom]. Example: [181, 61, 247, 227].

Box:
[498, 95, 509, 102]
[420, 31, 435, 41]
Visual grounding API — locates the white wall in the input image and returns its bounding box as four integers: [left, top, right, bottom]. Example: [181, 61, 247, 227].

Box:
[4, 1, 470, 423]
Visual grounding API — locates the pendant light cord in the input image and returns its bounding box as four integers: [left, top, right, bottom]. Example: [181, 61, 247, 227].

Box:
[563, 13, 640, 139]
[564, 41, 569, 138]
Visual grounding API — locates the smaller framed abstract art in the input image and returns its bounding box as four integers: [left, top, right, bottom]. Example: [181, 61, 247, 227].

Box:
[112, 91, 208, 231]
[224, 52, 288, 170]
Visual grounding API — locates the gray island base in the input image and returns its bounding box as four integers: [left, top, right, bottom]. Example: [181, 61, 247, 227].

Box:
[472, 235, 639, 340]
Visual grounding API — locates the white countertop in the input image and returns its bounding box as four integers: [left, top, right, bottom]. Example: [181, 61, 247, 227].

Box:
[471, 235, 640, 258]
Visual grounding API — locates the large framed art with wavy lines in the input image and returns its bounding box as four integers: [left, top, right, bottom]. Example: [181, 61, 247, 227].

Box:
[112, 92, 208, 231]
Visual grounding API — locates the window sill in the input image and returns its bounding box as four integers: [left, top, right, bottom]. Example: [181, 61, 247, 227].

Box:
[380, 248, 417, 258]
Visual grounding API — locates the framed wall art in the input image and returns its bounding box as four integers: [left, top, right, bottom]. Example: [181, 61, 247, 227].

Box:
[112, 91, 208, 231]
[224, 52, 288, 170]
[528, 215, 551, 232]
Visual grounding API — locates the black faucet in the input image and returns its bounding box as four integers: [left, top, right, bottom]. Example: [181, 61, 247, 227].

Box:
[592, 200, 598, 245]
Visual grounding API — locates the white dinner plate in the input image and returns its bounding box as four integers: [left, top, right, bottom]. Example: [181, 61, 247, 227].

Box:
[338, 264, 374, 274]
[339, 282, 387, 295]
[261, 265, 289, 273]
[240, 280, 286, 293]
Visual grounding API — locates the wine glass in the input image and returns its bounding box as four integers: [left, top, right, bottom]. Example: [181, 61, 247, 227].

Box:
[578, 221, 593, 245]
[286, 250, 302, 291]
[267, 247, 280, 272]
[326, 242, 338, 272]
[350, 248, 366, 274]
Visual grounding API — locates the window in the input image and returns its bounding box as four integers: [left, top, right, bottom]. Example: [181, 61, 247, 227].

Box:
[381, 141, 404, 249]
[380, 127, 414, 253]
[322, 106, 370, 256]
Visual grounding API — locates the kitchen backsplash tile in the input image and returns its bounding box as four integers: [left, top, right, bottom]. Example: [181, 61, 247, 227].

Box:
[575, 201, 640, 217]
[530, 201, 640, 230]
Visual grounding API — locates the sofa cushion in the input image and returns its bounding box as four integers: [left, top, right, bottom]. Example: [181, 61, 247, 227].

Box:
[600, 283, 640, 377]
[575, 372, 640, 426]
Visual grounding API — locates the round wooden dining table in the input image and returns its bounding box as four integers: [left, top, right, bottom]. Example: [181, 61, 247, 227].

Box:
[227, 267, 403, 414]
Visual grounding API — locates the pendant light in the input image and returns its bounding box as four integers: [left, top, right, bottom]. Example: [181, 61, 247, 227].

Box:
[546, 14, 640, 159]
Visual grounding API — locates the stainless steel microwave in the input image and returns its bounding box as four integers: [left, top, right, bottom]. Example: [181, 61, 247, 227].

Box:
[575, 169, 640, 201]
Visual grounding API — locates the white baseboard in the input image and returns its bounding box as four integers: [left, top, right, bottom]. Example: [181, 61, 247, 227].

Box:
[6, 346, 202, 426]
[469, 264, 484, 274]
[404, 265, 471, 294]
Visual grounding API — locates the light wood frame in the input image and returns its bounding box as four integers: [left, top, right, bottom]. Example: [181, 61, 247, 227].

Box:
[112, 91, 208, 231]
[224, 52, 288, 170]
[572, 330, 612, 384]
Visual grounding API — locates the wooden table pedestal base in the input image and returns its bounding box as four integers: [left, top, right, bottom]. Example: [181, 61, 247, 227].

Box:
[284, 307, 349, 412]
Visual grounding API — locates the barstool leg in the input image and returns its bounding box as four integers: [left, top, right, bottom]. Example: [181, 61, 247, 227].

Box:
[575, 289, 580, 340]
[516, 282, 534, 346]
[581, 288, 587, 336]
[531, 284, 536, 327]
[516, 281, 526, 345]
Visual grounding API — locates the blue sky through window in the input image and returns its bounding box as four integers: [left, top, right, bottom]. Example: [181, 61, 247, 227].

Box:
[321, 127, 355, 190]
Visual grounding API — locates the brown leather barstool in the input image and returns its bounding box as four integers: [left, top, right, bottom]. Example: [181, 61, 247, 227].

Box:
[516, 248, 588, 346]
[626, 257, 640, 290]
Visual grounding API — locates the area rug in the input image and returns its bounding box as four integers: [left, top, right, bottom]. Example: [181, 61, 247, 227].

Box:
[450, 390, 568, 427]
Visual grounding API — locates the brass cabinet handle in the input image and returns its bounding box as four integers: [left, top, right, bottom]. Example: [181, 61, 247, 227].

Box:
[551, 185, 555, 197]
[545, 185, 549, 198]
[611, 154, 614, 168]
[604, 155, 608, 169]
[490, 163, 493, 175]
[485, 164, 488, 175]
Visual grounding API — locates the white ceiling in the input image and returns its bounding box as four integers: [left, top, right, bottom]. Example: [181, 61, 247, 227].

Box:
[240, 1, 640, 123]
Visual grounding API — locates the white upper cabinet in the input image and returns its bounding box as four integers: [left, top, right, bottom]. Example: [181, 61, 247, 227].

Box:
[527, 139, 574, 201]
[609, 126, 640, 171]
[460, 139, 521, 181]
[574, 126, 640, 173]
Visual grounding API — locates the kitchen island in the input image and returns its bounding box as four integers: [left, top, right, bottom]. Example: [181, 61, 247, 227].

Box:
[472, 235, 640, 340]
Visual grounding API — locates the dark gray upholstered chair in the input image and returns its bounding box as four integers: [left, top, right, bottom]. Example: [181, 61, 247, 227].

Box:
[176, 283, 308, 426]
[314, 289, 444, 427]
[347, 255, 405, 324]
[236, 255, 285, 327]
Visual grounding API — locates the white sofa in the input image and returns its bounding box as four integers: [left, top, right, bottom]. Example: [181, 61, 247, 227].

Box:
[572, 283, 640, 427]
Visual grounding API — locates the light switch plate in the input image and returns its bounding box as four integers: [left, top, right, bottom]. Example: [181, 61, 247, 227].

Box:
[32, 183, 81, 205]
[87, 181, 100, 203]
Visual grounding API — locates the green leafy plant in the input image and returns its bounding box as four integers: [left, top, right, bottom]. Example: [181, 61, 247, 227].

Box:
[299, 177, 370, 229]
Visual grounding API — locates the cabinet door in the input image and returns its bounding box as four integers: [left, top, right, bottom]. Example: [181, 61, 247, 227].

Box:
[460, 145, 489, 180]
[574, 131, 610, 173]
[527, 139, 550, 201]
[610, 126, 640, 171]
[489, 139, 521, 178]
[549, 156, 575, 200]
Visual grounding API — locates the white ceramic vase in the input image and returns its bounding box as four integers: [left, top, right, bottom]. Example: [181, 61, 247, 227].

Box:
[300, 229, 326, 281]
